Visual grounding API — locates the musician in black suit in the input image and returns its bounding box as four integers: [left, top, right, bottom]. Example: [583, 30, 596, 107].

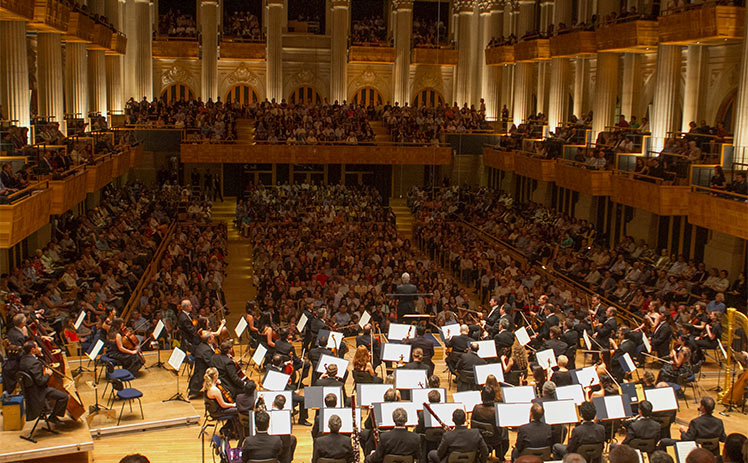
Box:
[188, 331, 216, 398]
[312, 393, 340, 440]
[415, 389, 442, 458]
[484, 298, 502, 333]
[403, 348, 431, 372]
[316, 364, 348, 406]
[357, 324, 382, 369]
[622, 400, 661, 446]
[594, 307, 618, 366]
[676, 397, 726, 454]
[241, 410, 284, 463]
[541, 326, 569, 358]
[2, 313, 32, 394]
[365, 407, 421, 463]
[313, 414, 354, 463]
[395, 272, 418, 322]
[210, 341, 245, 398]
[274, 327, 310, 383]
[445, 325, 471, 373]
[177, 299, 200, 353]
[535, 305, 560, 342]
[650, 313, 673, 359]
[498, 304, 514, 331]
[590, 295, 606, 323]
[456, 343, 487, 392]
[267, 354, 311, 425]
[610, 327, 638, 382]
[428, 409, 488, 463]
[553, 401, 605, 458]
[18, 341, 69, 422]
[309, 336, 334, 385]
[561, 319, 580, 369]
[493, 319, 515, 351]
[512, 403, 555, 460]
[406, 325, 435, 376]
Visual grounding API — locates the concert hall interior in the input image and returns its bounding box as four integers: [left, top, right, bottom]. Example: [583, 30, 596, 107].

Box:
[0, 0, 748, 462]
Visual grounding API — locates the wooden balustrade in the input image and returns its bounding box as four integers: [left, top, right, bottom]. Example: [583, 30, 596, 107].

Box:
[49, 169, 87, 215]
[485, 45, 515, 65]
[555, 161, 613, 196]
[349, 45, 396, 63]
[688, 187, 748, 240]
[658, 5, 745, 44]
[514, 39, 551, 62]
[549, 31, 597, 57]
[513, 151, 556, 182]
[596, 20, 659, 52]
[86, 156, 114, 192]
[152, 38, 199, 59]
[108, 32, 127, 55]
[612, 171, 689, 215]
[482, 146, 516, 172]
[180, 143, 453, 165]
[65, 11, 94, 42]
[219, 40, 266, 60]
[129, 144, 144, 169]
[89, 23, 112, 50]
[0, 187, 51, 248]
[0, 0, 34, 20]
[411, 48, 459, 65]
[30, 0, 70, 33]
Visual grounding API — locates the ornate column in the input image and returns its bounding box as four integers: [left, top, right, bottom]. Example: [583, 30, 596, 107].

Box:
[88, 49, 108, 116]
[573, 57, 589, 117]
[37, 33, 65, 125]
[513, 0, 535, 124]
[200, 0, 219, 101]
[547, 58, 568, 130]
[591, 52, 618, 136]
[479, 0, 502, 119]
[65, 42, 89, 120]
[455, 0, 477, 105]
[651, 44, 681, 151]
[330, 0, 349, 103]
[620, 53, 640, 121]
[124, 0, 153, 100]
[266, 0, 284, 101]
[392, 0, 413, 105]
[681, 45, 705, 132]
[733, 6, 748, 163]
[0, 21, 31, 133]
[105, 0, 125, 112]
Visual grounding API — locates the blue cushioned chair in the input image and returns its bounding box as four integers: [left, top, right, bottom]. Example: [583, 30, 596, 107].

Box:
[111, 378, 144, 425]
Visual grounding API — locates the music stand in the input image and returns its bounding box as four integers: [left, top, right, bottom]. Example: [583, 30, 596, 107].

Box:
[71, 311, 91, 377]
[163, 347, 189, 403]
[85, 380, 115, 426]
[87, 339, 105, 386]
[146, 320, 167, 370]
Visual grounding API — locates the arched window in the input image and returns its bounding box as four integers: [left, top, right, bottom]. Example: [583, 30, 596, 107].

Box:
[288, 86, 322, 105]
[225, 85, 260, 105]
[160, 83, 195, 102]
[412, 88, 444, 108]
[351, 87, 384, 106]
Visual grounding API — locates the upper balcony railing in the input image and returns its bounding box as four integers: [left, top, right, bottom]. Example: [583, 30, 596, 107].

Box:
[411, 46, 459, 65]
[30, 0, 70, 34]
[485, 45, 515, 65]
[0, 0, 34, 21]
[152, 36, 199, 59]
[220, 39, 266, 60]
[514, 37, 551, 62]
[595, 17, 659, 52]
[658, 2, 745, 44]
[689, 185, 748, 240]
[549, 30, 597, 57]
[349, 44, 396, 64]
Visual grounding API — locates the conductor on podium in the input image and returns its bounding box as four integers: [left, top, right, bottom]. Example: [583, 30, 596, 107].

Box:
[396, 272, 418, 322]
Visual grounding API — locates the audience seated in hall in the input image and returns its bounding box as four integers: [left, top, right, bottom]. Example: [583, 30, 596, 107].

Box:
[224, 10, 262, 41]
[158, 9, 198, 37]
[351, 16, 387, 44]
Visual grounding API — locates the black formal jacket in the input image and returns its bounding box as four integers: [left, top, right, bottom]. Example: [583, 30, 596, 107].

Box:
[19, 353, 52, 420]
[680, 414, 727, 442]
[177, 311, 199, 350]
[562, 329, 580, 349]
[367, 427, 421, 463]
[446, 335, 471, 354]
[499, 313, 514, 331]
[566, 421, 606, 453]
[494, 330, 514, 351]
[274, 339, 295, 360]
[539, 314, 560, 340]
[595, 317, 618, 348]
[395, 283, 417, 317]
[456, 352, 486, 371]
[407, 336, 435, 361]
[309, 346, 334, 369]
[436, 426, 489, 463]
[541, 339, 569, 358]
[241, 431, 284, 462]
[622, 417, 661, 445]
[651, 322, 673, 358]
[313, 432, 354, 463]
[515, 420, 554, 454]
[193, 341, 216, 375]
[210, 354, 244, 397]
[485, 305, 501, 327]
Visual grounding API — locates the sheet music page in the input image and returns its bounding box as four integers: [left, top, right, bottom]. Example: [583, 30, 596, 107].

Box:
[675, 441, 698, 463]
[74, 311, 86, 330]
[475, 340, 498, 359]
[642, 333, 652, 353]
[321, 408, 362, 433]
[536, 348, 558, 370]
[268, 410, 292, 435]
[357, 384, 392, 407]
[440, 324, 461, 340]
[423, 403, 465, 427]
[234, 316, 247, 338]
[555, 384, 586, 405]
[326, 331, 344, 349]
[575, 366, 600, 386]
[502, 385, 536, 403]
[515, 327, 531, 346]
[411, 388, 446, 408]
[583, 330, 592, 350]
[257, 391, 292, 410]
[543, 400, 578, 425]
[394, 368, 428, 389]
[263, 370, 291, 391]
[496, 403, 532, 427]
[375, 402, 419, 427]
[452, 391, 482, 412]
[297, 313, 308, 332]
[644, 387, 678, 412]
[252, 344, 268, 366]
[168, 347, 186, 371]
[388, 323, 412, 341]
[87, 339, 104, 361]
[315, 354, 349, 378]
[474, 363, 504, 384]
[603, 395, 626, 419]
[153, 320, 165, 340]
[622, 353, 637, 372]
[359, 311, 371, 329]
[381, 343, 411, 362]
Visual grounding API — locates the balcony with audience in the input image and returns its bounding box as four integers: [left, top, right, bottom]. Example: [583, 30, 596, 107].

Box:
[220, 8, 265, 60]
[349, 15, 395, 63]
[153, 8, 199, 59]
[594, 8, 659, 52]
[514, 28, 551, 62]
[485, 35, 516, 65]
[658, 0, 745, 44]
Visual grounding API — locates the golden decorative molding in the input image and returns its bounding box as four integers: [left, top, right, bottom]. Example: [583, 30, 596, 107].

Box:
[220, 40, 266, 60]
[485, 45, 515, 65]
[549, 30, 597, 57]
[349, 46, 396, 63]
[411, 48, 459, 65]
[658, 5, 744, 44]
[514, 38, 551, 62]
[595, 20, 659, 52]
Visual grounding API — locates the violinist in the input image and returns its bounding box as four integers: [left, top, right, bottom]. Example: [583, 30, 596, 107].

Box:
[106, 318, 145, 375]
[177, 299, 200, 354]
[267, 354, 311, 426]
[594, 307, 617, 366]
[444, 324, 471, 374]
[2, 314, 37, 393]
[650, 312, 673, 359]
[210, 341, 246, 398]
[19, 341, 69, 423]
[257, 311, 277, 363]
[610, 327, 637, 383]
[533, 304, 560, 343]
[243, 301, 260, 348]
[188, 331, 217, 399]
[203, 367, 240, 437]
[273, 327, 309, 383]
[695, 311, 722, 351]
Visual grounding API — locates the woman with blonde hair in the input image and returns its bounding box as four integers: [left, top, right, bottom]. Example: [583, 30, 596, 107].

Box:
[352, 345, 382, 384]
[203, 367, 240, 438]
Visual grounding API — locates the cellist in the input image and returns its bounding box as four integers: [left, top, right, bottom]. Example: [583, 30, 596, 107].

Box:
[106, 318, 145, 375]
[19, 341, 70, 424]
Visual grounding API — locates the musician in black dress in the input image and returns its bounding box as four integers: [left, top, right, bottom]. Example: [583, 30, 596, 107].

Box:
[106, 318, 144, 375]
[18, 341, 69, 422]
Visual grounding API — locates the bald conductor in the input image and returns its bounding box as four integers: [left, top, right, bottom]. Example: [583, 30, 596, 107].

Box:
[396, 272, 418, 322]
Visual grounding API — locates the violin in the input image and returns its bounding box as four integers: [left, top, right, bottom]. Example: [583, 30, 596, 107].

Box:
[216, 382, 233, 403]
[121, 327, 146, 363]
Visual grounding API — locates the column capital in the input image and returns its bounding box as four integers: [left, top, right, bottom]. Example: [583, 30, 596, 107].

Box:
[453, 0, 477, 13]
[267, 0, 284, 7]
[331, 0, 350, 7]
[392, 0, 413, 10]
[478, 0, 504, 13]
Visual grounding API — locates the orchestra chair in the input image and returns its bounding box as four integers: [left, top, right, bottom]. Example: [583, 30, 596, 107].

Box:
[383, 456, 414, 463]
[627, 438, 658, 455]
[696, 437, 721, 457]
[17, 371, 59, 443]
[652, 414, 675, 439]
[456, 370, 476, 392]
[109, 378, 144, 425]
[448, 451, 476, 463]
[423, 427, 445, 456]
[102, 361, 134, 404]
[471, 420, 502, 456]
[677, 360, 704, 404]
[198, 406, 235, 442]
[520, 446, 552, 461]
[96, 354, 123, 382]
[575, 443, 604, 463]
[504, 370, 522, 387]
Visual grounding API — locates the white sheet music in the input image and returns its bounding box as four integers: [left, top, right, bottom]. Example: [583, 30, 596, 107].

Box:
[642, 333, 652, 353]
[451, 391, 482, 412]
[603, 395, 626, 419]
[257, 391, 292, 410]
[411, 388, 446, 409]
[74, 311, 86, 330]
[356, 384, 392, 407]
[440, 324, 461, 340]
[515, 327, 531, 346]
[374, 401, 419, 427]
[168, 347, 186, 371]
[555, 384, 586, 405]
[394, 368, 428, 389]
[622, 353, 637, 373]
[496, 402, 532, 427]
[474, 363, 504, 384]
[543, 400, 579, 425]
[87, 339, 104, 361]
[263, 369, 291, 391]
[297, 313, 308, 333]
[320, 407, 363, 433]
[583, 330, 593, 350]
[644, 387, 678, 412]
[423, 403, 465, 427]
[327, 331, 344, 349]
[315, 354, 349, 378]
[235, 316, 247, 338]
[675, 441, 698, 463]
[381, 343, 411, 362]
[249, 410, 292, 436]
[502, 385, 536, 403]
[359, 311, 371, 329]
[536, 348, 558, 370]
[475, 340, 498, 359]
[575, 366, 600, 386]
[251, 344, 268, 367]
[388, 323, 414, 341]
[153, 320, 165, 340]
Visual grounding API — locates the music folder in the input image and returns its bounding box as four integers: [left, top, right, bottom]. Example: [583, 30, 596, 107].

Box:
[495, 402, 532, 427]
[501, 385, 536, 403]
[474, 340, 498, 359]
[675, 441, 698, 463]
[251, 344, 268, 367]
[234, 316, 247, 338]
[422, 403, 465, 428]
[555, 384, 586, 405]
[592, 395, 633, 420]
[536, 348, 557, 370]
[644, 387, 678, 412]
[440, 323, 461, 341]
[382, 343, 412, 363]
[297, 313, 308, 333]
[618, 352, 637, 373]
[167, 347, 186, 371]
[411, 388, 446, 409]
[359, 311, 371, 329]
[303, 386, 343, 409]
[474, 363, 505, 384]
[248, 410, 292, 436]
[315, 354, 349, 379]
[372, 401, 419, 427]
[452, 391, 482, 412]
[515, 327, 531, 346]
[542, 400, 579, 425]
[356, 384, 392, 407]
[394, 368, 428, 389]
[320, 407, 363, 434]
[262, 369, 291, 391]
[388, 323, 414, 341]
[256, 391, 292, 410]
[619, 383, 644, 404]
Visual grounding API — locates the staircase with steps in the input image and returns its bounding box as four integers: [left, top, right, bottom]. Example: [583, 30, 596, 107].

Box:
[369, 120, 391, 143]
[235, 118, 255, 142]
[389, 198, 414, 238]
